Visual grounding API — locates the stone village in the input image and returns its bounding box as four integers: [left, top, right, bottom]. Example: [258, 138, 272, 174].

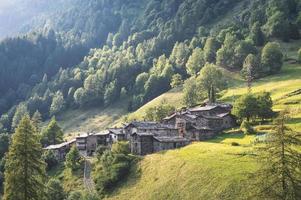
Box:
[44, 102, 236, 159]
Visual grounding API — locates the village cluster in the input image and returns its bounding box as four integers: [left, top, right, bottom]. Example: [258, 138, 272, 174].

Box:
[45, 103, 236, 160]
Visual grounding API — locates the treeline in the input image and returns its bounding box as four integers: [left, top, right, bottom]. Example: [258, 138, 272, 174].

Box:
[0, 0, 300, 133]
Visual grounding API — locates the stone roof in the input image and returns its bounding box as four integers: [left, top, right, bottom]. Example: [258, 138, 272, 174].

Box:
[153, 136, 189, 143]
[44, 139, 76, 150]
[76, 132, 93, 139]
[133, 132, 154, 136]
[126, 121, 176, 130]
[94, 130, 110, 136]
[109, 128, 124, 135]
[188, 105, 219, 112]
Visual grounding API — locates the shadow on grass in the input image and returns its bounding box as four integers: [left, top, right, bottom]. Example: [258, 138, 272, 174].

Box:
[107, 155, 143, 197]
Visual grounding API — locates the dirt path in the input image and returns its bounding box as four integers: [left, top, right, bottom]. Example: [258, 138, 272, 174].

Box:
[83, 157, 96, 192]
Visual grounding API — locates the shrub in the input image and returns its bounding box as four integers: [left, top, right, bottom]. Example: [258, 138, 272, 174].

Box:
[240, 120, 256, 135]
[96, 145, 108, 159]
[42, 150, 59, 170]
[111, 141, 130, 155]
[231, 142, 240, 146]
[94, 150, 132, 194]
[67, 191, 82, 200]
[46, 178, 65, 200]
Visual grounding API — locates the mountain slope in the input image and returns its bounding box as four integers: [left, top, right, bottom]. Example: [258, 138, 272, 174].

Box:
[106, 141, 257, 200]
[54, 39, 301, 138]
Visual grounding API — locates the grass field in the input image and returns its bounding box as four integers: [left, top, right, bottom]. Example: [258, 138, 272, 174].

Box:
[54, 41, 301, 199]
[106, 141, 258, 200]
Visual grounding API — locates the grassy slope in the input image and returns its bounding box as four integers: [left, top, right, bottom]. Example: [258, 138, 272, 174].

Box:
[104, 42, 301, 199]
[56, 41, 301, 199]
[107, 139, 257, 200]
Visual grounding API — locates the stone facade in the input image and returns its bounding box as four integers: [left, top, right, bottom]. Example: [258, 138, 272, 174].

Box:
[44, 139, 76, 160]
[44, 102, 236, 157]
[76, 131, 110, 156]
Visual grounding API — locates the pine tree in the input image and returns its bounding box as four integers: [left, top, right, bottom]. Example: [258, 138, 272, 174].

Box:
[3, 116, 46, 200]
[31, 110, 42, 132]
[41, 117, 64, 146]
[254, 111, 301, 199]
[65, 146, 82, 172]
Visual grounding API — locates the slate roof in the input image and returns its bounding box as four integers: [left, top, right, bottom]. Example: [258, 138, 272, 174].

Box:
[94, 130, 110, 136]
[76, 133, 93, 139]
[109, 128, 124, 135]
[153, 136, 189, 143]
[44, 139, 76, 150]
[125, 121, 176, 130]
[132, 132, 154, 136]
[188, 105, 219, 112]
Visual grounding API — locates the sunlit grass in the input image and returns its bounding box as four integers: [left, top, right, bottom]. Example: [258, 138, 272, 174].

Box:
[106, 142, 257, 200]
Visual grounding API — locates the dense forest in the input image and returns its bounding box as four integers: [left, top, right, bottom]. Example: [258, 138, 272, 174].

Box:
[0, 0, 300, 134]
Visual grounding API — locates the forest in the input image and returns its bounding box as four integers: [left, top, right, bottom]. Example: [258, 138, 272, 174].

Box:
[0, 0, 301, 199]
[0, 0, 299, 134]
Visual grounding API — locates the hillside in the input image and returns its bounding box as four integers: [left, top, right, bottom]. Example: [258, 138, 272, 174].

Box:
[106, 141, 257, 200]
[3, 0, 300, 136]
[57, 42, 301, 135]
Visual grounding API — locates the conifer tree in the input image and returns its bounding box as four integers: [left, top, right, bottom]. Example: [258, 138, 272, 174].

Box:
[31, 110, 42, 132]
[3, 116, 46, 200]
[41, 117, 64, 146]
[65, 146, 82, 172]
[254, 111, 301, 199]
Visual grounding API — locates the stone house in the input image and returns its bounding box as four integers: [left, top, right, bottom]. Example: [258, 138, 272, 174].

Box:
[44, 139, 76, 161]
[126, 121, 189, 155]
[109, 128, 126, 143]
[76, 131, 110, 156]
[162, 103, 236, 141]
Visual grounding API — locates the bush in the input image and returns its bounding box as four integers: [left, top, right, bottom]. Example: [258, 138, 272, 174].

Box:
[42, 150, 58, 170]
[67, 191, 82, 200]
[94, 150, 132, 194]
[46, 178, 65, 200]
[96, 145, 108, 159]
[111, 141, 130, 155]
[231, 142, 240, 146]
[240, 120, 256, 135]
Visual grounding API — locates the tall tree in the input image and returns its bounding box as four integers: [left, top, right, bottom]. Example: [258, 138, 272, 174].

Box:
[50, 91, 65, 116]
[250, 22, 265, 46]
[65, 146, 82, 172]
[11, 103, 29, 129]
[261, 42, 283, 74]
[203, 37, 219, 63]
[233, 94, 258, 121]
[254, 111, 301, 199]
[41, 117, 64, 146]
[197, 63, 226, 100]
[183, 77, 201, 107]
[3, 116, 46, 200]
[241, 54, 260, 90]
[256, 92, 274, 122]
[186, 47, 205, 76]
[31, 110, 42, 131]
